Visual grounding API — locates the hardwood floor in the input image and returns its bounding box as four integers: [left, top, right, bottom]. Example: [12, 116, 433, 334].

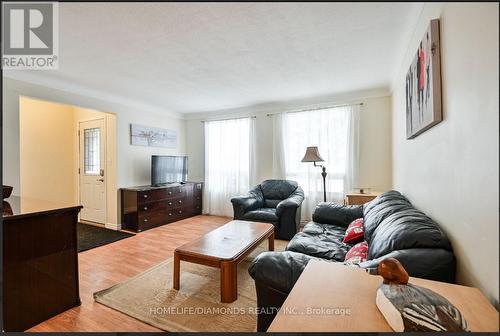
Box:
[28, 215, 231, 332]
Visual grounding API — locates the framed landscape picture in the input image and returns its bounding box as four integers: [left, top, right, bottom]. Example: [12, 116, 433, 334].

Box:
[405, 19, 442, 139]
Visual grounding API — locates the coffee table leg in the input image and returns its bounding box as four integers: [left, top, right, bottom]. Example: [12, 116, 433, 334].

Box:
[268, 231, 275, 251]
[173, 252, 180, 290]
[220, 261, 237, 303]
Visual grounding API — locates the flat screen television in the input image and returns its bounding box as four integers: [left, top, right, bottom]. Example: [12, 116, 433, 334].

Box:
[151, 155, 188, 185]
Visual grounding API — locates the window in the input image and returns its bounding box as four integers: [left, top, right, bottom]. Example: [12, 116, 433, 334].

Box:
[84, 127, 100, 175]
[275, 104, 360, 219]
[204, 117, 255, 216]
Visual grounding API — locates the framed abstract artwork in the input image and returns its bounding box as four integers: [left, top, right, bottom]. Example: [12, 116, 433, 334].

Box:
[405, 19, 442, 139]
[130, 124, 177, 148]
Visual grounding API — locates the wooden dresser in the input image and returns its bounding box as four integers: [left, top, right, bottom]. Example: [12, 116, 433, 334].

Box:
[2, 196, 82, 331]
[121, 182, 203, 232]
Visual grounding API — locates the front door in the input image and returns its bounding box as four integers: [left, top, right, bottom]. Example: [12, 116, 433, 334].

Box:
[79, 119, 106, 224]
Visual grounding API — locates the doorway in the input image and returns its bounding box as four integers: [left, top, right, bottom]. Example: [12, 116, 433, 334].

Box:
[78, 118, 106, 224]
[19, 96, 118, 229]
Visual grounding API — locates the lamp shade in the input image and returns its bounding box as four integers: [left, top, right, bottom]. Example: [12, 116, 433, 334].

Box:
[301, 146, 325, 162]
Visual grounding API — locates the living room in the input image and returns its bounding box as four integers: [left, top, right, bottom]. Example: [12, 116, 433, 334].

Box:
[1, 1, 498, 333]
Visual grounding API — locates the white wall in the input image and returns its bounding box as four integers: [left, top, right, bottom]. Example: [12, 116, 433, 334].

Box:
[391, 3, 499, 306]
[3, 77, 187, 193]
[186, 91, 393, 194]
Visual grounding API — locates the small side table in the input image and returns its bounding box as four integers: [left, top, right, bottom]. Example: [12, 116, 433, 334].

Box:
[345, 191, 381, 205]
[268, 260, 499, 332]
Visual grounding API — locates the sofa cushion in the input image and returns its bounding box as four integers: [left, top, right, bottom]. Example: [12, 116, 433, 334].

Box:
[260, 179, 297, 200]
[242, 208, 278, 222]
[363, 190, 416, 243]
[313, 202, 363, 227]
[368, 207, 452, 260]
[286, 222, 350, 261]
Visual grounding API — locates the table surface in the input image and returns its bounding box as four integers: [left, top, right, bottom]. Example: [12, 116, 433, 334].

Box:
[345, 191, 382, 197]
[174, 220, 274, 261]
[2, 196, 82, 220]
[268, 260, 499, 332]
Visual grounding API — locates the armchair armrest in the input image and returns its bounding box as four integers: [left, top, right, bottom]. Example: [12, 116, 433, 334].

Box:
[231, 185, 264, 218]
[312, 202, 363, 227]
[275, 187, 305, 216]
[231, 195, 259, 210]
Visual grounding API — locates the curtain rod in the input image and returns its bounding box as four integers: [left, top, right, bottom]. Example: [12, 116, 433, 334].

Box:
[266, 102, 363, 117]
[200, 115, 257, 123]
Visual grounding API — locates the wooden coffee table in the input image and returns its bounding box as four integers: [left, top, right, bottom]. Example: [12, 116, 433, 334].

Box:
[173, 220, 274, 303]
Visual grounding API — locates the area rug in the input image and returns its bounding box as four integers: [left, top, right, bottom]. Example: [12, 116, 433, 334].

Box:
[78, 222, 134, 252]
[94, 239, 287, 332]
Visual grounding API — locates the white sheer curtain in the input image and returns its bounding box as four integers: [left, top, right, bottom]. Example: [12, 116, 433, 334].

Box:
[204, 117, 255, 217]
[272, 112, 287, 179]
[272, 104, 360, 220]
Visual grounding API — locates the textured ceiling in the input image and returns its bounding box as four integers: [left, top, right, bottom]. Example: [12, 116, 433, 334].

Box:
[5, 3, 422, 114]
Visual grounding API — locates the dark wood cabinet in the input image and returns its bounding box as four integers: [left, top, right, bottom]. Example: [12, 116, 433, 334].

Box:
[2, 196, 82, 331]
[121, 182, 203, 232]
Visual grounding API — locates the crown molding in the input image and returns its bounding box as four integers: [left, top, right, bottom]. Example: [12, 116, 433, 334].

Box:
[2, 71, 183, 119]
[184, 86, 391, 120]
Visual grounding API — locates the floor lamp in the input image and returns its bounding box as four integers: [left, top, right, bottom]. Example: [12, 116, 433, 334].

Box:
[301, 146, 327, 202]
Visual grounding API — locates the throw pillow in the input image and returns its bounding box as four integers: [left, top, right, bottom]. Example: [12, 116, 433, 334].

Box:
[344, 241, 369, 265]
[343, 218, 365, 244]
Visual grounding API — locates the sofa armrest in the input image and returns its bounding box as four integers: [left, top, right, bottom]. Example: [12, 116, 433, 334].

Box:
[312, 202, 363, 227]
[249, 250, 319, 331]
[248, 250, 319, 294]
[359, 248, 456, 283]
[275, 187, 304, 216]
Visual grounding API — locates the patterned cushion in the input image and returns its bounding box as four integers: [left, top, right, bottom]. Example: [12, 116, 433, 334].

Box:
[343, 218, 364, 244]
[344, 241, 369, 265]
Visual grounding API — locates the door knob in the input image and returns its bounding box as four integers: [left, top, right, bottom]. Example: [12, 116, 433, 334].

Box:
[97, 178, 104, 182]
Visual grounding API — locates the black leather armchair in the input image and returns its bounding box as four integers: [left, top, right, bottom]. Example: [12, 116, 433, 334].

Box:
[231, 179, 304, 240]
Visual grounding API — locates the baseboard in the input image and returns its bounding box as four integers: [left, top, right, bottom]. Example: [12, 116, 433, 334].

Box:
[105, 222, 121, 231]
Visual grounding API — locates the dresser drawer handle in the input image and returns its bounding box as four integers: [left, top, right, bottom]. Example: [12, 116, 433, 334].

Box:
[143, 206, 148, 211]
[178, 210, 183, 214]
[168, 201, 173, 206]
[168, 213, 173, 216]
[143, 219, 148, 222]
[168, 191, 172, 195]
[178, 200, 183, 204]
[143, 194, 148, 198]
